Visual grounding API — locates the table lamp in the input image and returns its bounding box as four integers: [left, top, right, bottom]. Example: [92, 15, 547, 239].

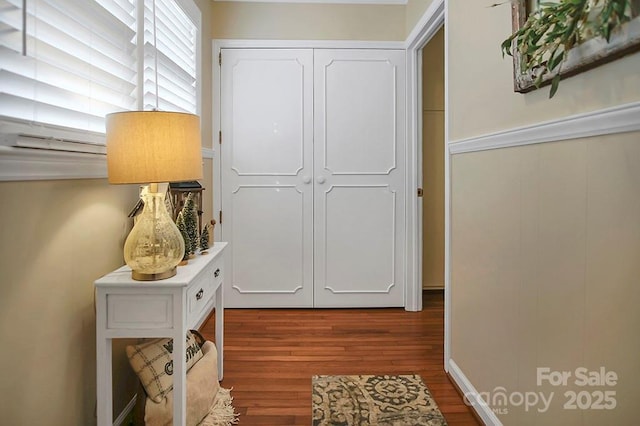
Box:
[106, 111, 203, 281]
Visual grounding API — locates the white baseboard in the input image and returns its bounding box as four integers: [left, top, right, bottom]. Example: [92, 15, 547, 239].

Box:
[113, 394, 137, 426]
[448, 359, 502, 426]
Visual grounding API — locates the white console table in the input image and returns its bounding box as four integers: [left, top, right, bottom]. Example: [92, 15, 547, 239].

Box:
[95, 242, 227, 426]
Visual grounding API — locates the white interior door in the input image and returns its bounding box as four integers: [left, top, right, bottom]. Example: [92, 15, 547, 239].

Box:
[313, 49, 406, 307]
[220, 49, 314, 307]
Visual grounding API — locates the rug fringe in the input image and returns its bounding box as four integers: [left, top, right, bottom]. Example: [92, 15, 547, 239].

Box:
[198, 388, 239, 426]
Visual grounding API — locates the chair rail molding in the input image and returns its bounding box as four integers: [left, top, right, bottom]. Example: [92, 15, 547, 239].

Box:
[449, 101, 640, 155]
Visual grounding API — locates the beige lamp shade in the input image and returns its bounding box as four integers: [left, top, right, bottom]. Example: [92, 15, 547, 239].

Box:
[106, 111, 203, 184]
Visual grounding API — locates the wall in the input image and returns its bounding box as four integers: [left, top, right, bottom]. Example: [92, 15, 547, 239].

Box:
[197, 0, 215, 226]
[448, 0, 640, 423]
[448, 1, 640, 141]
[0, 180, 137, 425]
[0, 1, 214, 424]
[406, 0, 436, 37]
[211, 1, 405, 40]
[422, 27, 445, 289]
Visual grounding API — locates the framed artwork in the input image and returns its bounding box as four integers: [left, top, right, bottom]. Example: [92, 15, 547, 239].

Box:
[509, 0, 640, 93]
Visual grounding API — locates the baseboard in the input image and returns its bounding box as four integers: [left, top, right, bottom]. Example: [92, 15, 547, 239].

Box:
[113, 394, 137, 426]
[445, 370, 486, 426]
[447, 359, 502, 426]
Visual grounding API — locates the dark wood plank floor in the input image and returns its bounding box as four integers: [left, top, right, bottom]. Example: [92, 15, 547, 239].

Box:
[199, 290, 479, 425]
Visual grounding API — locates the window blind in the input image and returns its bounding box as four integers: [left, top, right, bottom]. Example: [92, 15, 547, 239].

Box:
[0, 0, 199, 144]
[0, 0, 138, 140]
[142, 0, 197, 114]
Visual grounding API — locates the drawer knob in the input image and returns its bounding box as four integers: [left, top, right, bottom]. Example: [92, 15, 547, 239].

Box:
[196, 289, 204, 300]
[214, 268, 221, 278]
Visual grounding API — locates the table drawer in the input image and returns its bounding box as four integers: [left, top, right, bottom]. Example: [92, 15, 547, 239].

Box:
[210, 255, 223, 289]
[186, 255, 223, 327]
[107, 294, 174, 329]
[187, 274, 213, 324]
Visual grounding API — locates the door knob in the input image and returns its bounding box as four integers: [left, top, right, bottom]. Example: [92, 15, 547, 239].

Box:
[316, 176, 326, 184]
[302, 176, 312, 184]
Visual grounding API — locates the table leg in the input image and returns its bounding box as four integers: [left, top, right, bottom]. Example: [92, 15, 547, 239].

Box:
[173, 311, 187, 425]
[215, 283, 224, 380]
[96, 336, 112, 426]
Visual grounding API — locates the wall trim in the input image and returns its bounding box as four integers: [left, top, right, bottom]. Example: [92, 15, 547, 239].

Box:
[449, 100, 640, 155]
[404, 0, 445, 50]
[403, 0, 445, 314]
[113, 394, 137, 426]
[202, 147, 216, 159]
[0, 146, 216, 182]
[442, 0, 451, 373]
[448, 359, 503, 426]
[0, 146, 108, 181]
[214, 39, 405, 50]
[214, 0, 407, 3]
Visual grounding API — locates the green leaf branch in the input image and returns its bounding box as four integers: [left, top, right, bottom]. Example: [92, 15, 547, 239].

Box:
[500, 0, 635, 98]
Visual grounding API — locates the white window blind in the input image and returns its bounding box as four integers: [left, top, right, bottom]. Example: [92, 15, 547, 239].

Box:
[142, 0, 197, 114]
[0, 0, 138, 141]
[0, 0, 199, 144]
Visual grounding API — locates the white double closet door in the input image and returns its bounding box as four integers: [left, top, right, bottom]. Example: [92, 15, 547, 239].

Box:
[220, 48, 405, 308]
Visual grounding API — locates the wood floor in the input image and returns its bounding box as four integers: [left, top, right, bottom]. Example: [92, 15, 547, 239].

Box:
[199, 290, 479, 425]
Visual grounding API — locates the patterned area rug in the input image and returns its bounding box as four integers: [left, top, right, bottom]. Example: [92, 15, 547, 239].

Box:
[312, 375, 447, 426]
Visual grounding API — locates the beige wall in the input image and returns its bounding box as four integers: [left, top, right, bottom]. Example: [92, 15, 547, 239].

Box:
[0, 1, 214, 424]
[211, 2, 405, 40]
[197, 0, 215, 227]
[406, 0, 435, 37]
[448, 0, 640, 141]
[0, 180, 138, 425]
[210, 0, 437, 42]
[451, 134, 640, 424]
[200, 0, 214, 151]
[422, 27, 445, 289]
[448, 0, 640, 423]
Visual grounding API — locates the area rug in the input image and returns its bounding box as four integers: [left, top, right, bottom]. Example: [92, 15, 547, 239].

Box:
[312, 374, 447, 426]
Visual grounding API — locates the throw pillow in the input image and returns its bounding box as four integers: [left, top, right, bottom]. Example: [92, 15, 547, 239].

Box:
[144, 341, 220, 426]
[126, 331, 204, 402]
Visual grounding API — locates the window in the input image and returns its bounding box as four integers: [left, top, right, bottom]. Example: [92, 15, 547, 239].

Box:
[142, 0, 198, 114]
[0, 0, 200, 180]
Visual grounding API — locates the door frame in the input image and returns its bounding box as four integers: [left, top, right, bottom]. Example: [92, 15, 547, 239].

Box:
[404, 0, 448, 368]
[212, 39, 411, 308]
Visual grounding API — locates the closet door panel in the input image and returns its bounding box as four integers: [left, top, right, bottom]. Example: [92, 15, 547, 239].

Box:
[221, 49, 314, 308]
[314, 49, 406, 308]
[232, 186, 306, 295]
[231, 59, 304, 176]
[323, 185, 397, 293]
[323, 59, 397, 174]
